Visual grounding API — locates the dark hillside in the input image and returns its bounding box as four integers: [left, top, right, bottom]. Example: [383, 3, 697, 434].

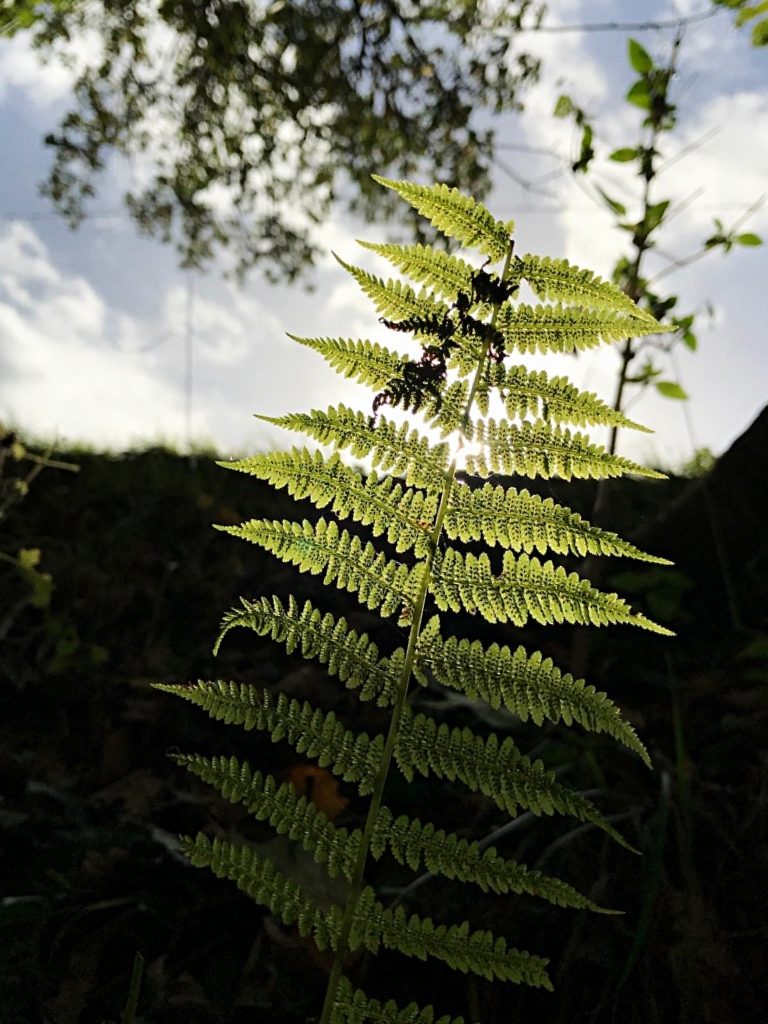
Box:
[1, 413, 766, 1024]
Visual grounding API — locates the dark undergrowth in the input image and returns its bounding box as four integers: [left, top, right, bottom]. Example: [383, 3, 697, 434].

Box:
[1, 419, 766, 1024]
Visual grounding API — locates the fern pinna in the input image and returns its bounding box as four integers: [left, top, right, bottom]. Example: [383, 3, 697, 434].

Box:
[157, 177, 673, 1023]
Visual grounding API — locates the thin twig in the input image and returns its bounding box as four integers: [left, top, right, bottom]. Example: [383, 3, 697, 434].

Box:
[517, 8, 719, 33]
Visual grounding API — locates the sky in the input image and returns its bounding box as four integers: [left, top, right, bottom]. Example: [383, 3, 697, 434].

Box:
[0, 0, 766, 470]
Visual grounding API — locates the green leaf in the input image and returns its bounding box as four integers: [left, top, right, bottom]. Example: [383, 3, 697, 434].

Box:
[609, 148, 639, 163]
[655, 381, 688, 400]
[18, 547, 42, 570]
[595, 186, 627, 217]
[735, 232, 763, 246]
[752, 18, 768, 44]
[628, 38, 653, 74]
[554, 94, 574, 118]
[371, 176, 512, 262]
[626, 80, 651, 111]
[682, 331, 697, 351]
[644, 200, 670, 232]
[736, 0, 768, 26]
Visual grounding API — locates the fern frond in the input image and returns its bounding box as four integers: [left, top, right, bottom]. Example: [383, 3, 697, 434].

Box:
[335, 255, 452, 328]
[430, 548, 673, 634]
[181, 831, 338, 941]
[356, 241, 475, 301]
[414, 618, 650, 765]
[155, 681, 384, 792]
[394, 707, 633, 849]
[184, 833, 551, 988]
[219, 517, 419, 618]
[485, 363, 651, 433]
[353, 888, 552, 987]
[428, 379, 472, 437]
[220, 449, 436, 557]
[288, 335, 406, 389]
[215, 595, 404, 707]
[445, 482, 671, 564]
[371, 806, 616, 912]
[465, 418, 666, 480]
[372, 176, 513, 262]
[175, 754, 361, 879]
[497, 302, 670, 355]
[257, 405, 450, 491]
[332, 977, 464, 1024]
[516, 254, 657, 321]
[175, 752, 608, 915]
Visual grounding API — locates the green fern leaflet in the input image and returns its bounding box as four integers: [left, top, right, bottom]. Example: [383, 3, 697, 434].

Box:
[156, 177, 673, 1023]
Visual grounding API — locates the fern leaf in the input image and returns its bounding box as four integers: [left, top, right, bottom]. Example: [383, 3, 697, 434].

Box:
[465, 418, 666, 480]
[335, 255, 452, 327]
[486, 362, 651, 432]
[220, 449, 436, 556]
[332, 977, 463, 1024]
[372, 176, 513, 262]
[181, 831, 339, 941]
[288, 335, 406, 389]
[219, 517, 419, 618]
[176, 752, 609, 915]
[257, 405, 450, 491]
[156, 681, 384, 793]
[175, 754, 361, 879]
[515, 254, 657, 321]
[185, 833, 551, 988]
[394, 707, 635, 849]
[414, 618, 650, 765]
[356, 241, 475, 301]
[215, 595, 404, 707]
[430, 548, 673, 634]
[497, 302, 669, 355]
[352, 888, 552, 987]
[445, 482, 671, 564]
[371, 806, 616, 912]
[428, 379, 472, 437]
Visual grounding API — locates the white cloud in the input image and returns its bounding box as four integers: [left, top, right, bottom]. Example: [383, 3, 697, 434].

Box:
[0, 27, 101, 107]
[0, 222, 189, 446]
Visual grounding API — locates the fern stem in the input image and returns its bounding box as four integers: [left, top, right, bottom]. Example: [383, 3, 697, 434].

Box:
[318, 237, 516, 1024]
[318, 458, 457, 1024]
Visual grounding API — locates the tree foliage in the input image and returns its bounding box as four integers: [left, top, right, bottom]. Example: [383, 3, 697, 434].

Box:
[28, 0, 541, 279]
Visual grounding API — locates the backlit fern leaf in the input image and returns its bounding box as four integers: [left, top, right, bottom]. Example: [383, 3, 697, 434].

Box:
[184, 833, 552, 988]
[465, 418, 666, 480]
[335, 254, 452, 326]
[181, 831, 334, 938]
[221, 449, 436, 556]
[414, 617, 650, 765]
[157, 177, 674, 1020]
[156, 681, 384, 792]
[175, 751, 609, 914]
[372, 176, 513, 261]
[288, 335, 406, 389]
[485, 362, 651, 432]
[371, 807, 616, 911]
[356, 241, 475, 300]
[332, 977, 464, 1024]
[516, 254, 657, 320]
[175, 755, 361, 878]
[497, 302, 670, 355]
[219, 517, 420, 618]
[215, 595, 404, 706]
[428, 379, 472, 436]
[430, 548, 673, 633]
[395, 707, 636, 849]
[445, 482, 671, 563]
[257, 405, 450, 491]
